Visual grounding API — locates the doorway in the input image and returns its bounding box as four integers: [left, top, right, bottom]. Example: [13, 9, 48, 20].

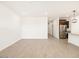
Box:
[59, 19, 69, 39]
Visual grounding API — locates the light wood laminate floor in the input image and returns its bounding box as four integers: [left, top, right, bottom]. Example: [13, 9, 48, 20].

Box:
[0, 35, 79, 58]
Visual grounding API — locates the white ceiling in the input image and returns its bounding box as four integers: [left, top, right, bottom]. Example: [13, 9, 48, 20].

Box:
[1, 1, 79, 19]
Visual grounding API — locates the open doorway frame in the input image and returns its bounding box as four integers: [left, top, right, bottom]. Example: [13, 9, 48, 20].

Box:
[59, 18, 69, 39]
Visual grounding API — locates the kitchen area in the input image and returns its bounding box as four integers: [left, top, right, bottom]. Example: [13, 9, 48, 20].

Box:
[59, 18, 69, 39]
[51, 15, 79, 47]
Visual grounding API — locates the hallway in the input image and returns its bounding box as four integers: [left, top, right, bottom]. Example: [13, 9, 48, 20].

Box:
[0, 35, 79, 58]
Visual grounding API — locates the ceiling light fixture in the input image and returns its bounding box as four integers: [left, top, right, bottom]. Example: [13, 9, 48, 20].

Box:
[72, 9, 77, 23]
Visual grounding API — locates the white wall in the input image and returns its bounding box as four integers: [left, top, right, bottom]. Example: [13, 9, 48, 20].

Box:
[53, 18, 59, 39]
[21, 17, 48, 39]
[48, 23, 53, 35]
[71, 16, 79, 34]
[68, 16, 79, 47]
[0, 4, 20, 51]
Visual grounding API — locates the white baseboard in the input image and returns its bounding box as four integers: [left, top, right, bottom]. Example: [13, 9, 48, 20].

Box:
[0, 38, 20, 51]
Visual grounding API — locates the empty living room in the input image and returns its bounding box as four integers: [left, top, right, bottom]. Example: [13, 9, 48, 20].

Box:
[0, 0, 79, 58]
